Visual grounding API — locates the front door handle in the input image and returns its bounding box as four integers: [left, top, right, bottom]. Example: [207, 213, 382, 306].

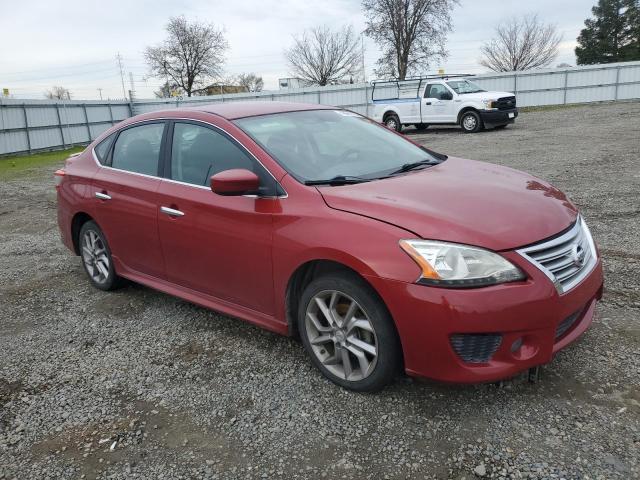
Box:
[95, 192, 111, 201]
[160, 206, 185, 217]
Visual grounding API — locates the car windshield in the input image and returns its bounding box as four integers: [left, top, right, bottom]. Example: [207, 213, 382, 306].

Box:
[234, 110, 443, 183]
[446, 80, 485, 94]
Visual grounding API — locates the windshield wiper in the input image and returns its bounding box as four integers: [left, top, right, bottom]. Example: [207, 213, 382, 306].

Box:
[304, 175, 372, 186]
[388, 159, 440, 176]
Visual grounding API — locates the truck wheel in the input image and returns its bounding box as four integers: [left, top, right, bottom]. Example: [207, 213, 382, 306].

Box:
[414, 123, 429, 131]
[384, 113, 402, 133]
[460, 111, 482, 133]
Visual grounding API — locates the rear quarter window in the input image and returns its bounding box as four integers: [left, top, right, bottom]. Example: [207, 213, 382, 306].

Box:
[94, 134, 116, 164]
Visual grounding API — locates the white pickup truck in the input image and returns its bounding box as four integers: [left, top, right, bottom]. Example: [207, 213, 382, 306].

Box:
[371, 75, 518, 133]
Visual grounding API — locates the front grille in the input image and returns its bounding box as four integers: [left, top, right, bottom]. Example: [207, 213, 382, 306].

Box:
[496, 96, 516, 110]
[555, 309, 582, 339]
[517, 217, 597, 294]
[450, 334, 502, 363]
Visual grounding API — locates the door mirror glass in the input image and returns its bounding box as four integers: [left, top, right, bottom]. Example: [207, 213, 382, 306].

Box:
[439, 91, 453, 101]
[211, 169, 260, 196]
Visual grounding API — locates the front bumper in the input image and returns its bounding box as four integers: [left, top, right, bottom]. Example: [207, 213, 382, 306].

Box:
[480, 108, 518, 126]
[365, 252, 603, 383]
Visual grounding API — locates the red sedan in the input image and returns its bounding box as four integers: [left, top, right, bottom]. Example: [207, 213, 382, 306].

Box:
[55, 102, 604, 391]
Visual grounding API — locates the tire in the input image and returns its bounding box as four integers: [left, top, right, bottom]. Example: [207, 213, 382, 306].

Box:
[414, 123, 429, 131]
[298, 271, 401, 392]
[384, 113, 403, 133]
[460, 110, 483, 133]
[78, 221, 122, 291]
[494, 124, 508, 130]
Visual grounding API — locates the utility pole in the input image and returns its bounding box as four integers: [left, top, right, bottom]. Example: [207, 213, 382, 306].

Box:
[129, 72, 135, 97]
[115, 53, 127, 99]
[361, 33, 367, 83]
[97, 88, 103, 100]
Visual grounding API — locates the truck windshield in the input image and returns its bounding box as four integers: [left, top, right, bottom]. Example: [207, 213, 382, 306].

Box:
[446, 80, 485, 94]
[235, 110, 444, 184]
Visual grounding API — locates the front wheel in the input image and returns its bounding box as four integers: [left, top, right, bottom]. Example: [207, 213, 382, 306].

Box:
[298, 272, 401, 392]
[384, 113, 403, 133]
[460, 111, 483, 133]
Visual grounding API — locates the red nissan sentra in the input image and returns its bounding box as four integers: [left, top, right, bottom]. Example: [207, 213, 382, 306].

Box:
[55, 102, 604, 392]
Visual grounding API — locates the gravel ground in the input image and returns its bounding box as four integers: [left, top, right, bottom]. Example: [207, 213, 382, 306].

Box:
[1, 101, 639, 480]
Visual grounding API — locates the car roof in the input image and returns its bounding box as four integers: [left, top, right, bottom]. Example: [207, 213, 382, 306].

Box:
[184, 101, 335, 120]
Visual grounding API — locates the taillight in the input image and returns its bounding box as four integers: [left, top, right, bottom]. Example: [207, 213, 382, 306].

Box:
[54, 169, 65, 187]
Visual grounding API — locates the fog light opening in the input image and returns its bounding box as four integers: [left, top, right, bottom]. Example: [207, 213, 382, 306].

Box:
[510, 337, 523, 353]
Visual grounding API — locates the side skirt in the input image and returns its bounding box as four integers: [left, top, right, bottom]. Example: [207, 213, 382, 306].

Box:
[113, 257, 289, 336]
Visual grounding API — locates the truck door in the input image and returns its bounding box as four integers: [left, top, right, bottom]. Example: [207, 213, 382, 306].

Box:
[421, 83, 456, 123]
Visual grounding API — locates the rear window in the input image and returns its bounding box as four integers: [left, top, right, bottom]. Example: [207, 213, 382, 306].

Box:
[94, 134, 115, 164]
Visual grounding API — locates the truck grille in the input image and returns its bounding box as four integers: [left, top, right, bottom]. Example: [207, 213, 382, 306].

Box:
[450, 334, 502, 363]
[517, 217, 597, 294]
[496, 96, 516, 110]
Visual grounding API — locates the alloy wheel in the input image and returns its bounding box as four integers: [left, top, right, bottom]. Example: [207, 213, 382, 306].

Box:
[81, 230, 110, 284]
[305, 290, 378, 381]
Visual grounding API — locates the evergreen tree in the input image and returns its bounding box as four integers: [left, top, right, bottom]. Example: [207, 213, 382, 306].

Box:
[576, 0, 640, 64]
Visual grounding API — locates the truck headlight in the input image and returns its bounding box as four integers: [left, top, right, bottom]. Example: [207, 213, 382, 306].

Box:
[482, 99, 497, 110]
[399, 240, 525, 287]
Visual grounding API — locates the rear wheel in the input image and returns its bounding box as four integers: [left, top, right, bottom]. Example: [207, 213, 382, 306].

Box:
[494, 124, 508, 130]
[384, 113, 402, 133]
[79, 221, 122, 291]
[298, 272, 401, 392]
[460, 111, 483, 133]
[414, 123, 429, 131]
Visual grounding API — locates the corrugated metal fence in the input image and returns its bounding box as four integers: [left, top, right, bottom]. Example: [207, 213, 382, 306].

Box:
[2, 61, 639, 156]
[0, 99, 131, 156]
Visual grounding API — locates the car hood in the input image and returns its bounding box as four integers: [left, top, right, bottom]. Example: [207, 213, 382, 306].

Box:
[318, 157, 577, 251]
[459, 91, 515, 101]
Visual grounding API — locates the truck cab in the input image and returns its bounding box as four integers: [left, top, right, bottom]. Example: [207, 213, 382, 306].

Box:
[371, 75, 518, 134]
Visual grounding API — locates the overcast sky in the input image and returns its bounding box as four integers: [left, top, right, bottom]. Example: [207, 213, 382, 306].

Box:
[0, 0, 595, 100]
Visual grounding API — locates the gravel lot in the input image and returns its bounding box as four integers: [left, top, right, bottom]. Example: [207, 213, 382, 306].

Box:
[1, 101, 639, 480]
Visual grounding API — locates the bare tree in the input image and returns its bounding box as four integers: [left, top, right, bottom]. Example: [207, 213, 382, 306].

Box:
[363, 0, 458, 80]
[480, 15, 562, 72]
[154, 81, 181, 98]
[45, 86, 71, 100]
[285, 25, 362, 86]
[236, 73, 264, 92]
[145, 16, 228, 97]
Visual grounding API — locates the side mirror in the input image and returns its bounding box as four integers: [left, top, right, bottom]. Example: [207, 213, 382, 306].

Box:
[440, 91, 453, 100]
[210, 169, 260, 196]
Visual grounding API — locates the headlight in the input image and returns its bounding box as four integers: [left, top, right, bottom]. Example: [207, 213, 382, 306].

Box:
[399, 240, 525, 288]
[482, 99, 497, 110]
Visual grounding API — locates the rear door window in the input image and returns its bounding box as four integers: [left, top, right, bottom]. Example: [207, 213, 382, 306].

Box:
[111, 123, 165, 176]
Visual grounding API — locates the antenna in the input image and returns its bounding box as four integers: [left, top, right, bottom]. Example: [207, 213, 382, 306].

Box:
[115, 53, 127, 99]
[97, 88, 103, 100]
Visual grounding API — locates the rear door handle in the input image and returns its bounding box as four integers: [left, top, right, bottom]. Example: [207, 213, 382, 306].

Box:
[95, 192, 111, 200]
[160, 206, 185, 217]
[425, 102, 432, 105]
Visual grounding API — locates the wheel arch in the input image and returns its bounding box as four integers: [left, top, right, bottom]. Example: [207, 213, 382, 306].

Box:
[285, 258, 391, 340]
[382, 109, 399, 122]
[71, 212, 95, 255]
[457, 106, 480, 124]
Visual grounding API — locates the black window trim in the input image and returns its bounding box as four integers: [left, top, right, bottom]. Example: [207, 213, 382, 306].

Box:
[90, 117, 287, 198]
